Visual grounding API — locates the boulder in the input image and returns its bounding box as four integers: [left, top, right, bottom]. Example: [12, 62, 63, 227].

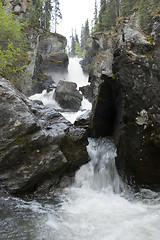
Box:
[0, 76, 88, 195]
[37, 33, 69, 72]
[54, 80, 83, 111]
[79, 85, 93, 103]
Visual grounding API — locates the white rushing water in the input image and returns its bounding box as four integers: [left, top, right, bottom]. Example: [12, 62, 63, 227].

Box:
[34, 138, 160, 240]
[29, 58, 92, 123]
[1, 138, 160, 240]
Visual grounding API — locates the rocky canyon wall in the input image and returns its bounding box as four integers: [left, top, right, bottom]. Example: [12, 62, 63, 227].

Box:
[85, 12, 160, 190]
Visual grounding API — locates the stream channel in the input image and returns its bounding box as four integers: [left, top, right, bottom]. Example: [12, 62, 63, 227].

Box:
[1, 58, 160, 240]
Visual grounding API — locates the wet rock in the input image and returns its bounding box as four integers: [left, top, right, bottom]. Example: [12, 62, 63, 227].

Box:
[74, 110, 91, 129]
[0, 77, 88, 195]
[79, 85, 93, 103]
[54, 80, 83, 111]
[32, 73, 55, 94]
[112, 19, 160, 188]
[37, 33, 68, 73]
[58, 127, 88, 173]
[89, 14, 160, 189]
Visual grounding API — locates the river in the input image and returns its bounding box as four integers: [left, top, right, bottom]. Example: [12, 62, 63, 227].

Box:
[1, 58, 160, 240]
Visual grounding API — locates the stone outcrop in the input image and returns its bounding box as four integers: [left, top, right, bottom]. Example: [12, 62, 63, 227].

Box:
[0, 76, 88, 195]
[74, 110, 91, 130]
[20, 30, 68, 96]
[54, 80, 83, 111]
[3, 1, 69, 97]
[112, 35, 160, 189]
[3, 0, 29, 14]
[87, 13, 160, 189]
[37, 33, 68, 72]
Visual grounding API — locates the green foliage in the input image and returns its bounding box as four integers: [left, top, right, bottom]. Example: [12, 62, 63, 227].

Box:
[93, 0, 160, 33]
[52, 0, 62, 33]
[70, 30, 76, 56]
[102, 0, 117, 30]
[0, 2, 28, 79]
[92, 0, 99, 33]
[98, 0, 107, 31]
[121, 0, 137, 15]
[25, 1, 42, 28]
[25, 0, 62, 32]
[81, 19, 90, 51]
[75, 41, 81, 57]
[69, 29, 86, 58]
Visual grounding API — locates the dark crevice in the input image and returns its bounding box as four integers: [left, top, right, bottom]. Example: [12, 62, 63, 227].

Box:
[91, 75, 119, 138]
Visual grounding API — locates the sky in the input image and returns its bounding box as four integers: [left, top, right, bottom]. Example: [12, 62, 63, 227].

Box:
[55, 0, 97, 46]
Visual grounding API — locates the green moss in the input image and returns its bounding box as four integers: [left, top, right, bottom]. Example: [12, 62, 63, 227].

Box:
[50, 59, 62, 64]
[146, 34, 154, 43]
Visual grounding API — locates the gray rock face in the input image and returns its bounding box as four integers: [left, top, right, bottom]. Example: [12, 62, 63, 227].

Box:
[54, 80, 83, 111]
[37, 33, 68, 72]
[88, 14, 160, 189]
[17, 29, 68, 96]
[79, 85, 93, 103]
[74, 110, 91, 131]
[112, 42, 160, 188]
[6, 0, 28, 14]
[0, 77, 88, 195]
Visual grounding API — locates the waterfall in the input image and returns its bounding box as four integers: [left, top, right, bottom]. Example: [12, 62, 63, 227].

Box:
[29, 58, 92, 123]
[1, 59, 160, 240]
[74, 138, 124, 193]
[37, 137, 160, 240]
[1, 138, 160, 240]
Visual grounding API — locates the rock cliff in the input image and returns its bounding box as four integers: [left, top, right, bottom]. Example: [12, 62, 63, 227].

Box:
[0, 76, 88, 195]
[3, 0, 69, 96]
[20, 29, 68, 96]
[87, 13, 160, 190]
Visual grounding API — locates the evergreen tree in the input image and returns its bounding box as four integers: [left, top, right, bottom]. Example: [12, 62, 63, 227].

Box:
[51, 0, 62, 33]
[98, 0, 107, 31]
[43, 0, 52, 30]
[81, 24, 85, 50]
[81, 19, 90, 51]
[70, 30, 76, 56]
[121, 0, 137, 15]
[92, 0, 99, 32]
[24, 0, 43, 28]
[102, 0, 117, 30]
[75, 30, 79, 44]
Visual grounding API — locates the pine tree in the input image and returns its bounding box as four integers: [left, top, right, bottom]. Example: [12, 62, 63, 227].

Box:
[43, 0, 52, 30]
[81, 24, 85, 50]
[121, 0, 137, 15]
[92, 0, 99, 32]
[70, 30, 76, 57]
[81, 19, 90, 51]
[102, 0, 117, 30]
[98, 0, 107, 31]
[75, 30, 79, 44]
[51, 0, 62, 33]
